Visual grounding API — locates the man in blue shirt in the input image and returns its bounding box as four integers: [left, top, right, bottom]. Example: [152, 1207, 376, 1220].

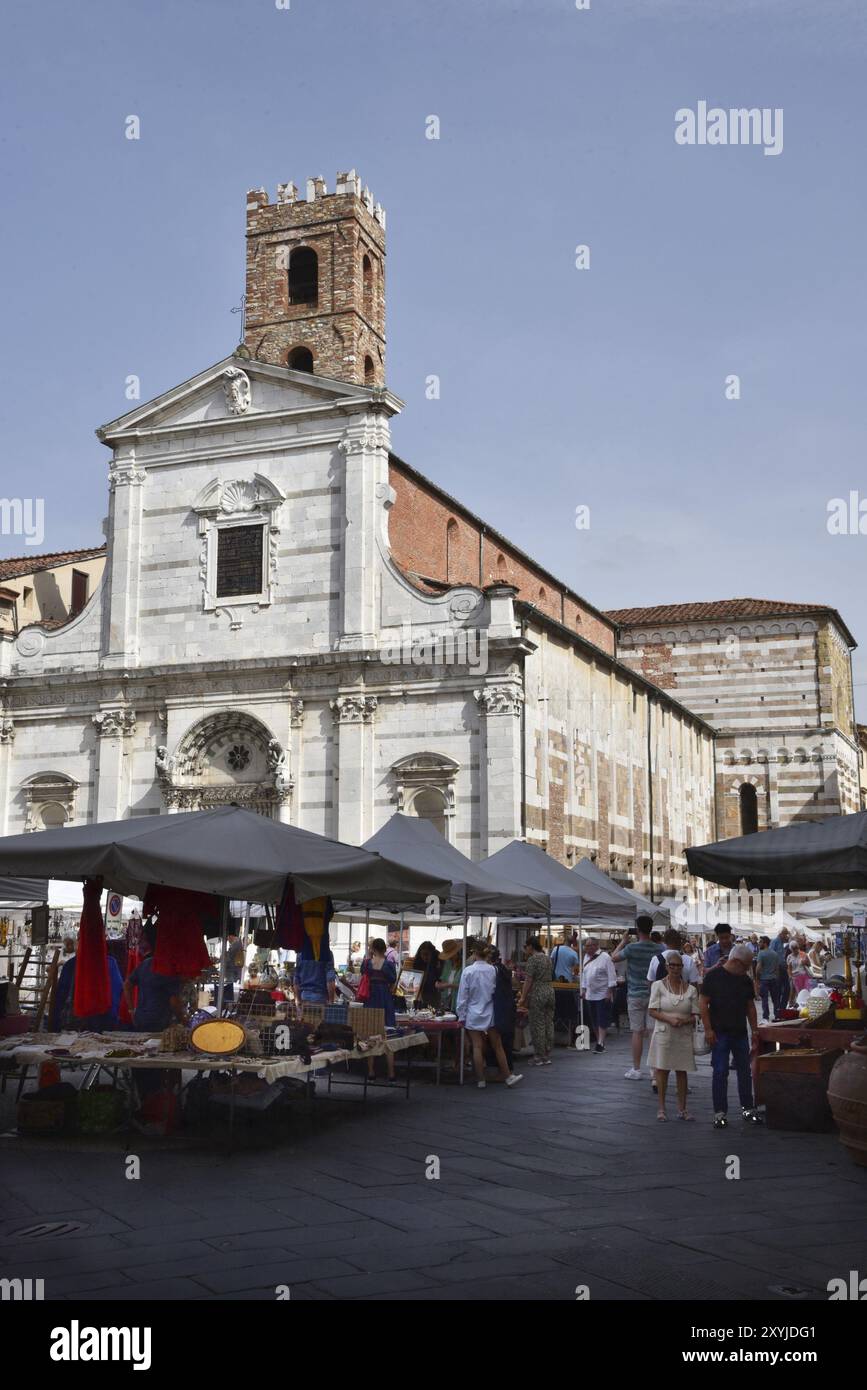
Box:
[704, 923, 734, 971]
[549, 935, 580, 981]
[292, 951, 337, 1007]
[549, 933, 580, 1041]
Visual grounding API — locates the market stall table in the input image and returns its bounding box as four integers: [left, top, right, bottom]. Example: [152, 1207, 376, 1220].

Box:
[0, 1030, 430, 1142]
[756, 1020, 864, 1054]
[396, 1017, 464, 1085]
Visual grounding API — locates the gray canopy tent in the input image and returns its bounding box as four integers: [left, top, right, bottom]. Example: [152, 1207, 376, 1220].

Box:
[571, 857, 644, 927]
[482, 840, 638, 928]
[359, 814, 551, 920]
[0, 877, 49, 910]
[480, 840, 639, 1038]
[350, 815, 553, 1079]
[0, 807, 452, 1012]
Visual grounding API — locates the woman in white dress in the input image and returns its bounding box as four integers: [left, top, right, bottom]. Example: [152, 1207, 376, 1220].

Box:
[647, 953, 700, 1122]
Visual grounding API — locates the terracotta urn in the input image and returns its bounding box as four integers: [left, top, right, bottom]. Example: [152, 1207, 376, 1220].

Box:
[828, 1036, 867, 1167]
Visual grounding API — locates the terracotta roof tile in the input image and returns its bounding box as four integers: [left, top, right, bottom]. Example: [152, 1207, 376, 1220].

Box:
[0, 546, 105, 582]
[606, 598, 840, 625]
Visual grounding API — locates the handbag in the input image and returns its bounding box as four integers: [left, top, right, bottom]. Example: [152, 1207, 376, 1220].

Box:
[356, 969, 371, 1002]
[693, 1016, 709, 1056]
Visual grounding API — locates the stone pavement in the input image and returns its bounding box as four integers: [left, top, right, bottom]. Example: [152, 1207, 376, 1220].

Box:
[1, 1030, 865, 1302]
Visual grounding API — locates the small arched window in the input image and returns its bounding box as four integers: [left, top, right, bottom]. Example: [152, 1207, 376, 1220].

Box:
[288, 346, 314, 373]
[364, 355, 375, 386]
[446, 518, 459, 582]
[739, 783, 758, 836]
[496, 553, 507, 576]
[362, 253, 373, 315]
[538, 586, 547, 605]
[288, 247, 318, 305]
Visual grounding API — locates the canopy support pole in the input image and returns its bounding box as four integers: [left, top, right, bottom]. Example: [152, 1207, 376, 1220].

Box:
[215, 897, 230, 1016]
[459, 916, 467, 1086]
[578, 909, 584, 1036]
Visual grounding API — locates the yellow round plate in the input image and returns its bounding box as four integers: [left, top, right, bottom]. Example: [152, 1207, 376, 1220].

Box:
[190, 1019, 246, 1056]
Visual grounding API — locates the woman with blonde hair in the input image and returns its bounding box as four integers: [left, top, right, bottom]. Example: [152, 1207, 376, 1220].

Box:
[647, 953, 700, 1121]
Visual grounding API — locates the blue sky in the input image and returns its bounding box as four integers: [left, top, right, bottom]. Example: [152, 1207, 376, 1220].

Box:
[2, 0, 866, 707]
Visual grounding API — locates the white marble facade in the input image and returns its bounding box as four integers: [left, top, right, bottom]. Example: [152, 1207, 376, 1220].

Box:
[0, 355, 715, 886]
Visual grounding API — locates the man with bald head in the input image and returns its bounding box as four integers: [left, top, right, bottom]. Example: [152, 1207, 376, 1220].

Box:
[700, 944, 763, 1129]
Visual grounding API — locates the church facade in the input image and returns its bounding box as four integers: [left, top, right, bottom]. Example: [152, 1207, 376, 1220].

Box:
[0, 171, 767, 901]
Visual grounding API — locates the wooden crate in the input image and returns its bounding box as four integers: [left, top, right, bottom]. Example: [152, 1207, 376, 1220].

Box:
[757, 1048, 843, 1132]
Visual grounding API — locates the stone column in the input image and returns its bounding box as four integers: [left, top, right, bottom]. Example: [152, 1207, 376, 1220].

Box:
[92, 710, 136, 821]
[336, 414, 390, 652]
[330, 694, 377, 845]
[103, 447, 146, 669]
[0, 715, 15, 836]
[287, 698, 305, 826]
[475, 683, 524, 855]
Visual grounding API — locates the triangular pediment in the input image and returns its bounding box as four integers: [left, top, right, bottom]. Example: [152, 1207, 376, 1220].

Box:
[97, 355, 401, 444]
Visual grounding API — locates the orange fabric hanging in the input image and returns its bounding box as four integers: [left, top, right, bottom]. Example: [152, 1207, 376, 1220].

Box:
[72, 878, 111, 1018]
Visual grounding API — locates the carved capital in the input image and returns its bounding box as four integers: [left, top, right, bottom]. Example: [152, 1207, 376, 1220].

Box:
[330, 694, 378, 724]
[474, 684, 523, 717]
[0, 718, 14, 743]
[92, 709, 137, 738]
[289, 697, 305, 728]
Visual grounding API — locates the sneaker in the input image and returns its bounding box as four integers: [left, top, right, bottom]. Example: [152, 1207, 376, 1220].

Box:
[594, 1043, 604, 1054]
[477, 1080, 486, 1089]
[742, 1107, 764, 1124]
[713, 1112, 728, 1129]
[505, 1073, 523, 1087]
[624, 1068, 643, 1080]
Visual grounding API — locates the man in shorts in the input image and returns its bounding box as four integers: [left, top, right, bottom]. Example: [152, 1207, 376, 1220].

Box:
[612, 916, 662, 1079]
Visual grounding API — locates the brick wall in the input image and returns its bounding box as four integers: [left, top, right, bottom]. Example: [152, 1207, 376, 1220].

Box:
[387, 459, 617, 655]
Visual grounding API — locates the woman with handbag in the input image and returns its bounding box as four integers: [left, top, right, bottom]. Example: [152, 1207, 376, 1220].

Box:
[359, 939, 397, 1083]
[647, 953, 700, 1121]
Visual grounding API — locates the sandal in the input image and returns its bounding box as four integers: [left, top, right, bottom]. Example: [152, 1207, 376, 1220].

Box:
[532, 1058, 546, 1067]
[656, 1111, 667, 1122]
[542, 1058, 553, 1066]
[677, 1111, 695, 1121]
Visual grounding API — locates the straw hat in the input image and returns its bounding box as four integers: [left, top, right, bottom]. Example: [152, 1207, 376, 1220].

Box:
[439, 939, 463, 961]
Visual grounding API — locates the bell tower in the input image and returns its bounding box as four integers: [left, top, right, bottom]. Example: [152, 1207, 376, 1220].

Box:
[244, 171, 386, 387]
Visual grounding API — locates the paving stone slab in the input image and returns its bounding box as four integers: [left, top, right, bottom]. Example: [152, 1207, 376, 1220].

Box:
[194, 1256, 362, 1294]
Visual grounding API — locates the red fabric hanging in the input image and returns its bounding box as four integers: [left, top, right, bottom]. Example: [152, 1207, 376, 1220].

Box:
[143, 885, 216, 978]
[274, 879, 305, 951]
[72, 878, 111, 1018]
[118, 945, 142, 1025]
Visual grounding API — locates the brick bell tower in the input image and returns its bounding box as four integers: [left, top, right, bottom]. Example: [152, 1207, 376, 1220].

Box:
[243, 171, 386, 387]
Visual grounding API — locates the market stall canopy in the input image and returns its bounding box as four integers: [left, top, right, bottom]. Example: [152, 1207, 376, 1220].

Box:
[655, 896, 717, 930]
[355, 814, 551, 918]
[480, 840, 634, 923]
[793, 891, 867, 923]
[624, 886, 666, 921]
[0, 876, 48, 908]
[686, 811, 867, 891]
[571, 858, 639, 925]
[0, 807, 452, 907]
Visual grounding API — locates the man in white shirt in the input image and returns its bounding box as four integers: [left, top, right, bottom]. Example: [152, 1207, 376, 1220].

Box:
[648, 929, 700, 987]
[456, 940, 523, 1090]
[580, 937, 617, 1053]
